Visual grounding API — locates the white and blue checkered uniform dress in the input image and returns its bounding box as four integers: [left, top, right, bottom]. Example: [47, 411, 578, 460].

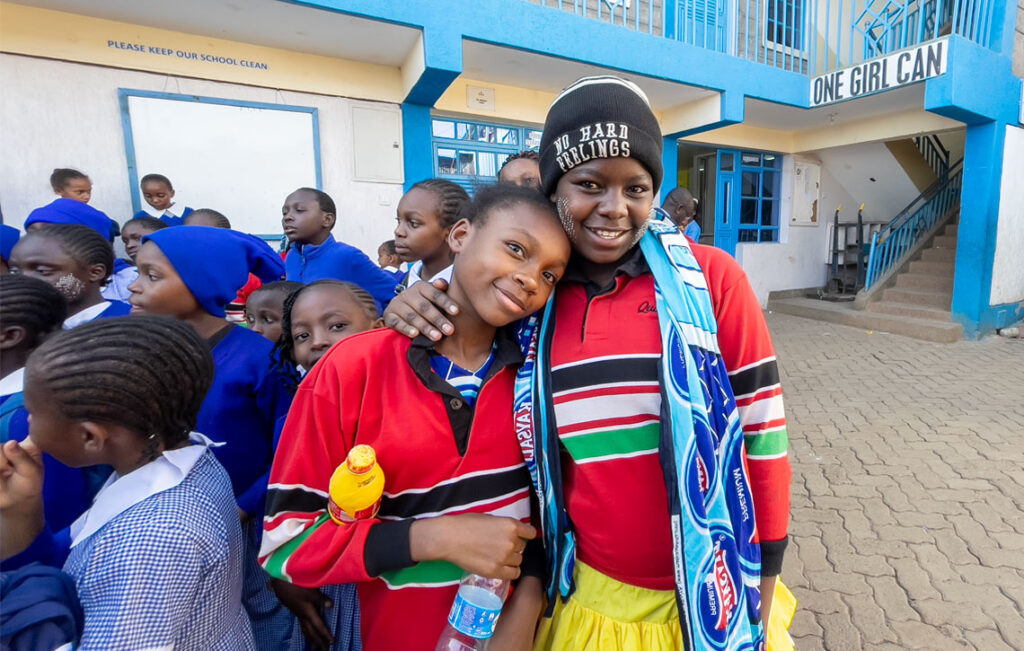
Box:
[63, 451, 256, 650]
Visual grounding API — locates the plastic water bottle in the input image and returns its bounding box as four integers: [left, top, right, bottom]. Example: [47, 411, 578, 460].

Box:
[435, 574, 511, 650]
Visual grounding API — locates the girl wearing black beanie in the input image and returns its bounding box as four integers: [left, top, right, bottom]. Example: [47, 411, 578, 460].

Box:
[385, 75, 792, 651]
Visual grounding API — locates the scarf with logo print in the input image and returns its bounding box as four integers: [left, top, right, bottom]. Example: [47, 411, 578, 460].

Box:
[513, 213, 764, 649]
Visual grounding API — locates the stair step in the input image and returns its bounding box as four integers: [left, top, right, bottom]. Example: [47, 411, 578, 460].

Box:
[767, 297, 963, 343]
[921, 247, 956, 262]
[909, 259, 955, 276]
[866, 301, 954, 321]
[932, 234, 958, 248]
[895, 272, 954, 292]
[942, 223, 959, 236]
[882, 287, 952, 309]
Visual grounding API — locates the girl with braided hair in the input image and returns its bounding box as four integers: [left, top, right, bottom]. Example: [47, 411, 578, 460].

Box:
[0, 274, 102, 535]
[0, 315, 256, 650]
[8, 224, 131, 328]
[264, 280, 383, 651]
[394, 178, 469, 291]
[128, 225, 296, 648]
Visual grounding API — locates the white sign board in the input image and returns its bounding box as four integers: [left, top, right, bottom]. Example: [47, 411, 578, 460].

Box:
[810, 37, 949, 107]
[126, 94, 318, 235]
[467, 85, 496, 111]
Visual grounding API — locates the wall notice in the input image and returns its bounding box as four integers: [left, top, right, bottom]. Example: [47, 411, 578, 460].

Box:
[810, 37, 949, 107]
[107, 40, 269, 70]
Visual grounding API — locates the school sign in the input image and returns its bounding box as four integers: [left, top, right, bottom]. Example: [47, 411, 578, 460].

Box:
[810, 37, 949, 107]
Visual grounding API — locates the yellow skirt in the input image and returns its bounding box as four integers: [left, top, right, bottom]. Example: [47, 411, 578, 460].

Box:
[534, 562, 797, 651]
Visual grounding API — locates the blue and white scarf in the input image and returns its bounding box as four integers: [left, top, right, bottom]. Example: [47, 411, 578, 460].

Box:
[513, 216, 764, 649]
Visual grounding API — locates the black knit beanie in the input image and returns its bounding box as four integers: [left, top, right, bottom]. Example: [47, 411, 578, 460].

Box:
[539, 76, 663, 197]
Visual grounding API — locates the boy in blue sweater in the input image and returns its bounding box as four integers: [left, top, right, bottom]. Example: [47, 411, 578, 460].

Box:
[282, 188, 395, 310]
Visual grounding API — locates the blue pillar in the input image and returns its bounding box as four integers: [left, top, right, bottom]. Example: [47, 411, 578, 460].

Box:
[661, 135, 679, 201]
[401, 103, 435, 191]
[951, 121, 1008, 338]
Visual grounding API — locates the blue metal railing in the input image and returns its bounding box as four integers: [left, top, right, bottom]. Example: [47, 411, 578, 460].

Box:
[864, 158, 962, 289]
[530, 0, 997, 74]
[914, 133, 950, 178]
[533, 0, 661, 34]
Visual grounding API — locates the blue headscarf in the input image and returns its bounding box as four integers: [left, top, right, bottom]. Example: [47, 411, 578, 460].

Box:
[0, 225, 19, 263]
[24, 199, 118, 241]
[143, 226, 285, 318]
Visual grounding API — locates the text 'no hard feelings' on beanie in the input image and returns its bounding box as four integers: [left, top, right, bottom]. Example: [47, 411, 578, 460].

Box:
[539, 75, 663, 196]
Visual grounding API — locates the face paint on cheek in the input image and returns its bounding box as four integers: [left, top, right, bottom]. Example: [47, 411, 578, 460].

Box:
[556, 197, 577, 242]
[630, 214, 652, 248]
[54, 274, 85, 301]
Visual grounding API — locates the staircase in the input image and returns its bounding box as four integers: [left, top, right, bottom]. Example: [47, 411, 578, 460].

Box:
[860, 219, 962, 341]
[767, 158, 964, 343]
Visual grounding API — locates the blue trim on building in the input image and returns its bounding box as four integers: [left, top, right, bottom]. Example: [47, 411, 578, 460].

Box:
[924, 37, 1022, 125]
[661, 136, 679, 200]
[401, 103, 435, 191]
[117, 88, 322, 210]
[951, 120, 1003, 339]
[283, 0, 1022, 336]
[117, 91, 142, 214]
[287, 0, 808, 108]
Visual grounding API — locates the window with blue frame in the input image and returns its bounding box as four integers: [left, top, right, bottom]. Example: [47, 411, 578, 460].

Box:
[766, 0, 805, 50]
[431, 117, 542, 193]
[738, 151, 781, 243]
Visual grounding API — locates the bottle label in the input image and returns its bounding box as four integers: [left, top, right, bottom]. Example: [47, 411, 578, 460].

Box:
[327, 497, 380, 524]
[447, 589, 502, 639]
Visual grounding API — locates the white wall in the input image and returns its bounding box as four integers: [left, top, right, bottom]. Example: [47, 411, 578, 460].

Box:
[814, 142, 920, 223]
[990, 124, 1024, 305]
[0, 54, 403, 256]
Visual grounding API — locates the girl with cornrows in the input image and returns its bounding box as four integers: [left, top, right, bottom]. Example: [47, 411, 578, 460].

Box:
[265, 280, 383, 651]
[0, 274, 101, 534]
[385, 76, 792, 650]
[8, 224, 131, 328]
[0, 316, 255, 650]
[394, 178, 470, 291]
[128, 225, 296, 648]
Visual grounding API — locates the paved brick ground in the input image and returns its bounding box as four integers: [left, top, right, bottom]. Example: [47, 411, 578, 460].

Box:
[767, 312, 1024, 650]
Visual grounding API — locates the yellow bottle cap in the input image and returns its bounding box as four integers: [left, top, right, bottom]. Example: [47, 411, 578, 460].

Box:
[346, 444, 377, 474]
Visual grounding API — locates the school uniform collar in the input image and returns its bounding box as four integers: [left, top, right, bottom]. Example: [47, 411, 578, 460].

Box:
[563, 245, 649, 299]
[69, 433, 221, 548]
[63, 301, 112, 330]
[294, 234, 336, 260]
[405, 261, 454, 288]
[407, 327, 523, 455]
[0, 368, 25, 397]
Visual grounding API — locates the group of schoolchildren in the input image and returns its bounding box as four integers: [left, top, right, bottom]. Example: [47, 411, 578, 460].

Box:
[0, 76, 793, 651]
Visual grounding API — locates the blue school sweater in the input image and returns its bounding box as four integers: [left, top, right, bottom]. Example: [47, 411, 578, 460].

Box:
[284, 234, 395, 310]
[200, 326, 293, 516]
[131, 207, 193, 227]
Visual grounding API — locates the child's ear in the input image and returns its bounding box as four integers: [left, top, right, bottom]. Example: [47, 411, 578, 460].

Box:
[448, 219, 472, 253]
[78, 421, 110, 455]
[371, 317, 385, 330]
[0, 325, 28, 351]
[84, 263, 108, 284]
[322, 212, 337, 231]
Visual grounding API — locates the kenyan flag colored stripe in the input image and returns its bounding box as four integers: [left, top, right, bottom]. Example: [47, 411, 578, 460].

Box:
[561, 421, 660, 462]
[379, 560, 464, 589]
[264, 513, 331, 581]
